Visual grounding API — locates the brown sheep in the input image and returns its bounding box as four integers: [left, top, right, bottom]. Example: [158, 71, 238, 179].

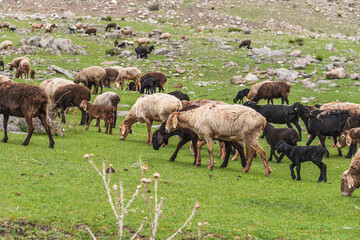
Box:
[52, 84, 91, 125]
[336, 128, 360, 158]
[80, 100, 115, 134]
[104, 67, 120, 88]
[341, 149, 360, 196]
[93, 92, 120, 128]
[140, 72, 167, 93]
[121, 28, 133, 38]
[250, 81, 291, 104]
[159, 33, 171, 40]
[73, 66, 106, 94]
[0, 22, 10, 30]
[31, 23, 44, 33]
[0, 81, 54, 148]
[17, 59, 31, 79]
[85, 28, 97, 36]
[9, 57, 30, 71]
[30, 69, 35, 79]
[106, 23, 117, 32]
[45, 29, 52, 34]
[239, 40, 252, 49]
[114, 67, 141, 91]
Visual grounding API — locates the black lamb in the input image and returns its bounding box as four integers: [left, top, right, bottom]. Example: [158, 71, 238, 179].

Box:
[140, 77, 158, 94]
[233, 88, 250, 103]
[135, 45, 155, 59]
[168, 90, 190, 101]
[0, 60, 4, 71]
[275, 141, 327, 182]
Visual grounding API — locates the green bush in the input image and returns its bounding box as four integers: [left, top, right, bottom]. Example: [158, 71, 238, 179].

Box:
[288, 39, 295, 44]
[294, 38, 304, 43]
[75, 17, 83, 22]
[105, 49, 116, 56]
[337, 13, 342, 17]
[208, 29, 214, 33]
[315, 55, 323, 62]
[104, 15, 112, 21]
[228, 27, 242, 32]
[121, 17, 125, 21]
[211, 6, 215, 10]
[297, 42, 304, 46]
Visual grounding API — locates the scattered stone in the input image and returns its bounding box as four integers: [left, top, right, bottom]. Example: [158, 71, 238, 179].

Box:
[275, 68, 299, 82]
[47, 65, 75, 79]
[289, 49, 301, 57]
[292, 58, 309, 69]
[153, 48, 172, 55]
[231, 76, 245, 84]
[326, 68, 348, 79]
[244, 73, 258, 81]
[224, 61, 238, 67]
[325, 43, 336, 51]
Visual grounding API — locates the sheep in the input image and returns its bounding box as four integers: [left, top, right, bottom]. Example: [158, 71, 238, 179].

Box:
[134, 38, 151, 46]
[49, 24, 58, 30]
[30, 69, 35, 79]
[68, 26, 76, 34]
[239, 40, 252, 49]
[31, 23, 44, 33]
[263, 123, 299, 163]
[165, 104, 272, 176]
[250, 81, 291, 104]
[52, 84, 91, 125]
[341, 149, 360, 196]
[140, 77, 157, 94]
[114, 67, 141, 91]
[105, 23, 117, 32]
[0, 75, 12, 83]
[9, 57, 30, 71]
[140, 72, 167, 93]
[85, 28, 97, 36]
[121, 28, 133, 38]
[336, 128, 360, 158]
[168, 90, 190, 101]
[233, 88, 250, 104]
[79, 100, 116, 134]
[0, 22, 10, 30]
[114, 40, 119, 47]
[0, 60, 4, 71]
[74, 66, 106, 94]
[104, 67, 121, 88]
[17, 59, 31, 79]
[0, 81, 54, 148]
[93, 92, 120, 128]
[40, 78, 74, 100]
[45, 29, 52, 34]
[119, 93, 182, 144]
[246, 80, 272, 101]
[159, 33, 171, 40]
[275, 140, 327, 182]
[135, 45, 155, 59]
[9, 27, 16, 32]
[0, 40, 12, 50]
[181, 35, 188, 41]
[75, 22, 82, 30]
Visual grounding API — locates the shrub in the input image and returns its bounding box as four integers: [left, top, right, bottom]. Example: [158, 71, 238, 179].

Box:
[211, 6, 215, 10]
[294, 38, 304, 43]
[208, 29, 214, 33]
[104, 15, 112, 21]
[228, 27, 242, 32]
[288, 39, 295, 44]
[105, 49, 116, 56]
[148, 3, 160, 11]
[121, 17, 125, 21]
[297, 42, 304, 46]
[337, 13, 342, 17]
[76, 17, 83, 22]
[315, 55, 323, 62]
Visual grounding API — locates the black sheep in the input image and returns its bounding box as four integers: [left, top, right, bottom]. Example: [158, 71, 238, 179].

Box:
[140, 77, 158, 94]
[135, 45, 155, 59]
[275, 141, 327, 182]
[0, 60, 4, 71]
[68, 27, 75, 34]
[168, 90, 190, 101]
[9, 27, 16, 32]
[251, 81, 291, 105]
[233, 88, 250, 103]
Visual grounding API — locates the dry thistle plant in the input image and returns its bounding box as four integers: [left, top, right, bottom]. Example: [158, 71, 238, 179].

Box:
[85, 154, 201, 239]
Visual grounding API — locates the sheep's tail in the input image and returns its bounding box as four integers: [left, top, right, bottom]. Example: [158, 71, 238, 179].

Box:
[53, 91, 71, 106]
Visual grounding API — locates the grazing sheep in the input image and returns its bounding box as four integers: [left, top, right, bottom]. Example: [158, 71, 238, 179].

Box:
[250, 81, 291, 104]
[181, 35, 188, 41]
[9, 27, 16, 32]
[140, 72, 167, 93]
[0, 81, 54, 148]
[134, 38, 151, 46]
[74, 66, 106, 94]
[336, 128, 360, 158]
[168, 90, 190, 101]
[119, 93, 182, 144]
[165, 104, 272, 176]
[0, 75, 12, 83]
[159, 33, 171, 40]
[263, 123, 299, 162]
[105, 23, 117, 32]
[114, 67, 141, 91]
[93, 92, 120, 128]
[233, 88, 250, 103]
[68, 26, 76, 34]
[0, 22, 10, 30]
[30, 69, 35, 79]
[31, 23, 44, 32]
[135, 45, 155, 59]
[0, 60, 4, 71]
[40, 78, 74, 100]
[9, 57, 30, 71]
[45, 29, 52, 34]
[246, 80, 272, 101]
[53, 84, 91, 125]
[275, 140, 327, 182]
[239, 40, 252, 49]
[85, 28, 97, 36]
[121, 28, 133, 37]
[104, 67, 121, 88]
[17, 59, 31, 79]
[140, 77, 157, 94]
[75, 22, 82, 30]
[0, 40, 12, 50]
[114, 40, 119, 47]
[341, 149, 360, 196]
[80, 100, 116, 134]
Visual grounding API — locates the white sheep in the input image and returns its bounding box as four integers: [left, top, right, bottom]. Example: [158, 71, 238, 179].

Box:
[120, 93, 182, 144]
[9, 57, 30, 71]
[0, 40, 12, 50]
[75, 22, 82, 30]
[165, 104, 272, 176]
[134, 38, 151, 46]
[40, 78, 74, 100]
[159, 33, 171, 40]
[74, 66, 106, 94]
[94, 92, 120, 128]
[0, 75, 12, 83]
[114, 67, 141, 91]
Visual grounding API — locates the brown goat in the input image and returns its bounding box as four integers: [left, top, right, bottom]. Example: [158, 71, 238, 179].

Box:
[251, 81, 291, 104]
[31, 23, 44, 33]
[106, 23, 117, 32]
[239, 40, 252, 49]
[52, 84, 91, 125]
[80, 100, 115, 134]
[85, 28, 97, 36]
[140, 72, 167, 93]
[0, 81, 54, 148]
[121, 28, 133, 38]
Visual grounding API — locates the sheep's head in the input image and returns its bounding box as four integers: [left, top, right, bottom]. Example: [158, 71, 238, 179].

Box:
[341, 170, 360, 196]
[80, 100, 89, 111]
[165, 112, 179, 133]
[120, 123, 132, 140]
[336, 131, 351, 150]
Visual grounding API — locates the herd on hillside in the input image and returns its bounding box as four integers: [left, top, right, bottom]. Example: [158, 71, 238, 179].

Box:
[0, 21, 358, 197]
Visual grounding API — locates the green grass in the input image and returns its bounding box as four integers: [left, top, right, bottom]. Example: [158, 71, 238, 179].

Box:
[1, 16, 360, 239]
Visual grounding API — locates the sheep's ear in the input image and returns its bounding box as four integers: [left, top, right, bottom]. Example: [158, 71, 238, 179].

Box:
[346, 135, 352, 146]
[347, 174, 355, 189]
[172, 115, 178, 129]
[120, 125, 125, 135]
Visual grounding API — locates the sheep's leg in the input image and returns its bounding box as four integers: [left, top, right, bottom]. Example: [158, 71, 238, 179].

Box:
[92, 82, 98, 94]
[170, 138, 189, 162]
[268, 148, 274, 162]
[244, 141, 271, 176]
[108, 118, 113, 134]
[146, 120, 153, 144]
[242, 146, 255, 173]
[306, 134, 316, 146]
[22, 114, 35, 146]
[195, 139, 206, 166]
[273, 148, 280, 162]
[86, 117, 93, 131]
[293, 120, 302, 141]
[220, 141, 232, 168]
[315, 161, 327, 182]
[38, 112, 55, 148]
[61, 107, 66, 124]
[290, 163, 296, 180]
[345, 144, 354, 158]
[80, 109, 86, 125]
[333, 137, 342, 156]
[277, 153, 285, 163]
[219, 141, 225, 159]
[296, 163, 301, 181]
[319, 136, 330, 158]
[191, 138, 198, 165]
[205, 137, 214, 169]
[95, 118, 100, 127]
[113, 108, 117, 128]
[285, 97, 289, 105]
[2, 114, 9, 143]
[126, 79, 130, 90]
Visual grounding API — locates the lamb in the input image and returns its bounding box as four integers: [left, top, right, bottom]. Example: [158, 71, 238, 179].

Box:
[336, 128, 360, 158]
[114, 67, 141, 91]
[119, 93, 182, 144]
[341, 149, 360, 196]
[239, 40, 252, 49]
[250, 81, 291, 104]
[233, 88, 250, 103]
[30, 69, 35, 79]
[9, 57, 30, 71]
[165, 104, 272, 176]
[275, 141, 327, 182]
[0, 60, 4, 71]
[9, 27, 16, 32]
[140, 77, 157, 94]
[140, 72, 167, 93]
[159, 33, 171, 40]
[263, 123, 299, 163]
[31, 23, 44, 33]
[168, 90, 190, 101]
[85, 28, 97, 36]
[135, 45, 155, 59]
[75, 22, 82, 30]
[52, 84, 91, 125]
[105, 23, 117, 32]
[74, 66, 106, 94]
[120, 28, 133, 37]
[0, 81, 54, 148]
[17, 59, 31, 79]
[134, 38, 151, 46]
[93, 92, 120, 128]
[0, 40, 12, 50]
[80, 100, 116, 134]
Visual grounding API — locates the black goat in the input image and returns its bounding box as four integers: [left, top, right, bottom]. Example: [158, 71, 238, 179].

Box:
[140, 77, 157, 94]
[275, 141, 327, 182]
[233, 88, 250, 104]
[0, 60, 4, 71]
[263, 123, 299, 163]
[244, 101, 303, 141]
[168, 90, 190, 101]
[135, 45, 155, 59]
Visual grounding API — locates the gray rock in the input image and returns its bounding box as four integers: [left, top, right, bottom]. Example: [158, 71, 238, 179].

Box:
[18, 38, 28, 46]
[154, 48, 171, 55]
[289, 49, 301, 57]
[325, 43, 336, 51]
[302, 79, 319, 89]
[326, 68, 348, 79]
[328, 83, 341, 87]
[105, 32, 121, 39]
[47, 65, 75, 79]
[51, 38, 74, 52]
[208, 36, 222, 42]
[244, 73, 258, 81]
[151, 29, 163, 35]
[224, 61, 238, 67]
[276, 68, 299, 82]
[40, 35, 54, 48]
[244, 30, 251, 34]
[219, 45, 234, 51]
[231, 76, 245, 84]
[28, 37, 41, 47]
[292, 58, 309, 69]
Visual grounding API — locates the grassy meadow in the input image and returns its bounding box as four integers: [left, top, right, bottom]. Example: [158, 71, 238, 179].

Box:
[1, 16, 360, 239]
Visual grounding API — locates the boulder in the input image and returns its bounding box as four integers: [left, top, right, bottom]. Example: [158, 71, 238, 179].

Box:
[40, 35, 54, 48]
[326, 68, 348, 79]
[244, 73, 258, 81]
[219, 45, 234, 51]
[154, 48, 172, 55]
[105, 32, 121, 39]
[292, 58, 309, 69]
[275, 68, 299, 82]
[289, 49, 301, 57]
[231, 76, 245, 84]
[51, 38, 74, 52]
[28, 37, 41, 47]
[18, 38, 28, 46]
[325, 43, 336, 51]
[47, 65, 75, 79]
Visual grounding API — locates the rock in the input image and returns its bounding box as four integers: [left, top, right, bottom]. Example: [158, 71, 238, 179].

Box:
[325, 43, 336, 51]
[328, 83, 341, 87]
[18, 38, 28, 46]
[275, 68, 299, 82]
[219, 45, 234, 51]
[151, 29, 163, 35]
[231, 76, 245, 84]
[244, 30, 251, 34]
[292, 58, 309, 69]
[63, 10, 75, 19]
[351, 73, 360, 80]
[244, 73, 258, 81]
[154, 48, 171, 55]
[252, 47, 272, 55]
[51, 38, 74, 52]
[289, 49, 301, 57]
[302, 79, 319, 89]
[208, 36, 222, 42]
[224, 61, 238, 67]
[323, 63, 345, 71]
[40, 35, 54, 48]
[325, 68, 348, 79]
[105, 32, 121, 39]
[28, 37, 41, 47]
[47, 65, 75, 79]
